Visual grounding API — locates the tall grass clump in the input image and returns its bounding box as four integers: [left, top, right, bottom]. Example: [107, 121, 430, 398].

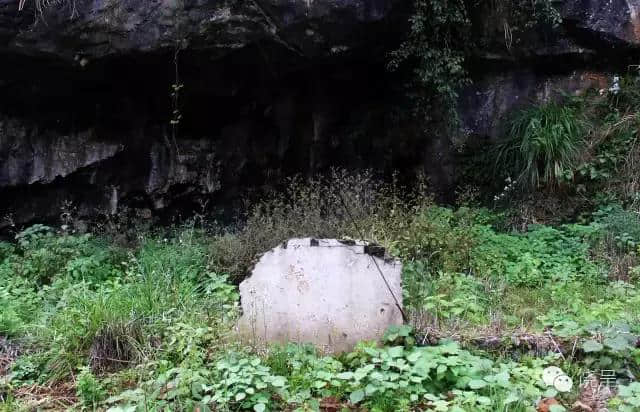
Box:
[2, 226, 237, 382]
[41, 233, 237, 380]
[497, 99, 586, 191]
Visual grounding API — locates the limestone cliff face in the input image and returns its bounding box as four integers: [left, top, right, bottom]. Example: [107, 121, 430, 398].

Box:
[0, 0, 638, 228]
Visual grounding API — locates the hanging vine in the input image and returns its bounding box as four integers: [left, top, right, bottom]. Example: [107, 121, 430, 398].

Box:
[388, 0, 471, 128]
[170, 44, 184, 155]
[389, 0, 562, 129]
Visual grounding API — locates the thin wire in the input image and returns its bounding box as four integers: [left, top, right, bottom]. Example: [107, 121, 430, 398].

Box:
[337, 192, 408, 323]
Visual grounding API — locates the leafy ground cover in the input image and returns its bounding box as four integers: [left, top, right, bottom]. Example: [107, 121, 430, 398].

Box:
[1, 177, 640, 411]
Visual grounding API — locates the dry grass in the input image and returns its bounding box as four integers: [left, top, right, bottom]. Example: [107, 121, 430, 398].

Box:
[211, 169, 430, 279]
[89, 322, 144, 373]
[622, 130, 640, 203]
[12, 382, 77, 410]
[0, 336, 19, 377]
[412, 318, 578, 359]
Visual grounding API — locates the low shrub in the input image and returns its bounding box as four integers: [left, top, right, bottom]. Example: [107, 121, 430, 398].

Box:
[471, 224, 604, 287]
[0, 276, 39, 337]
[7, 225, 125, 286]
[76, 366, 106, 408]
[106, 339, 553, 412]
[391, 206, 477, 271]
[1, 228, 236, 382]
[212, 170, 430, 279]
[593, 204, 640, 252]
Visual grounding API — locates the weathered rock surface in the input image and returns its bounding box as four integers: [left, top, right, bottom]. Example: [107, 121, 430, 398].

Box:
[0, 116, 123, 186]
[459, 69, 612, 141]
[237, 238, 403, 352]
[0, 0, 398, 60]
[560, 0, 640, 47]
[0, 0, 640, 227]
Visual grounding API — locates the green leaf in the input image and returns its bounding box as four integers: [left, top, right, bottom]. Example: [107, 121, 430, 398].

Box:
[604, 335, 630, 351]
[365, 384, 378, 395]
[235, 392, 246, 401]
[477, 396, 491, 405]
[253, 404, 266, 412]
[407, 351, 421, 363]
[468, 379, 487, 389]
[270, 376, 286, 387]
[504, 393, 519, 404]
[582, 340, 603, 352]
[388, 346, 404, 358]
[349, 389, 365, 404]
[618, 385, 633, 397]
[336, 372, 354, 380]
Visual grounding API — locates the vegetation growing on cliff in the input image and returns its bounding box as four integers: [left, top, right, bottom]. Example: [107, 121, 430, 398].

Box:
[493, 71, 640, 206]
[389, 0, 471, 126]
[392, 0, 562, 127]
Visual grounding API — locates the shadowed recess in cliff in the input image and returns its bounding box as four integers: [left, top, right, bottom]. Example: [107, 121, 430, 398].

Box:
[3, 0, 640, 230]
[0, 42, 429, 229]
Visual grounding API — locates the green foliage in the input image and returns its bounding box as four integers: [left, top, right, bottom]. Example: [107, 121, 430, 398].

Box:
[77, 366, 107, 408]
[101, 324, 223, 411]
[609, 70, 640, 111]
[392, 206, 476, 271]
[398, 208, 603, 289]
[488, 71, 640, 202]
[498, 100, 586, 190]
[1, 226, 237, 383]
[390, 0, 562, 128]
[491, 0, 562, 43]
[210, 354, 287, 410]
[472, 224, 603, 286]
[593, 204, 640, 252]
[3, 198, 640, 411]
[403, 266, 487, 326]
[0, 275, 39, 337]
[382, 325, 415, 347]
[575, 113, 637, 185]
[105, 339, 552, 412]
[613, 381, 640, 411]
[389, 0, 470, 125]
[7, 354, 45, 386]
[7, 225, 124, 286]
[0, 242, 14, 261]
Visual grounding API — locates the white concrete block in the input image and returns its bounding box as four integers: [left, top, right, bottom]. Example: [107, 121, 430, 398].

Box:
[237, 238, 403, 353]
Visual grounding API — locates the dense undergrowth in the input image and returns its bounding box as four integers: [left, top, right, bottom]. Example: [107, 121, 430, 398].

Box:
[2, 169, 640, 411]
